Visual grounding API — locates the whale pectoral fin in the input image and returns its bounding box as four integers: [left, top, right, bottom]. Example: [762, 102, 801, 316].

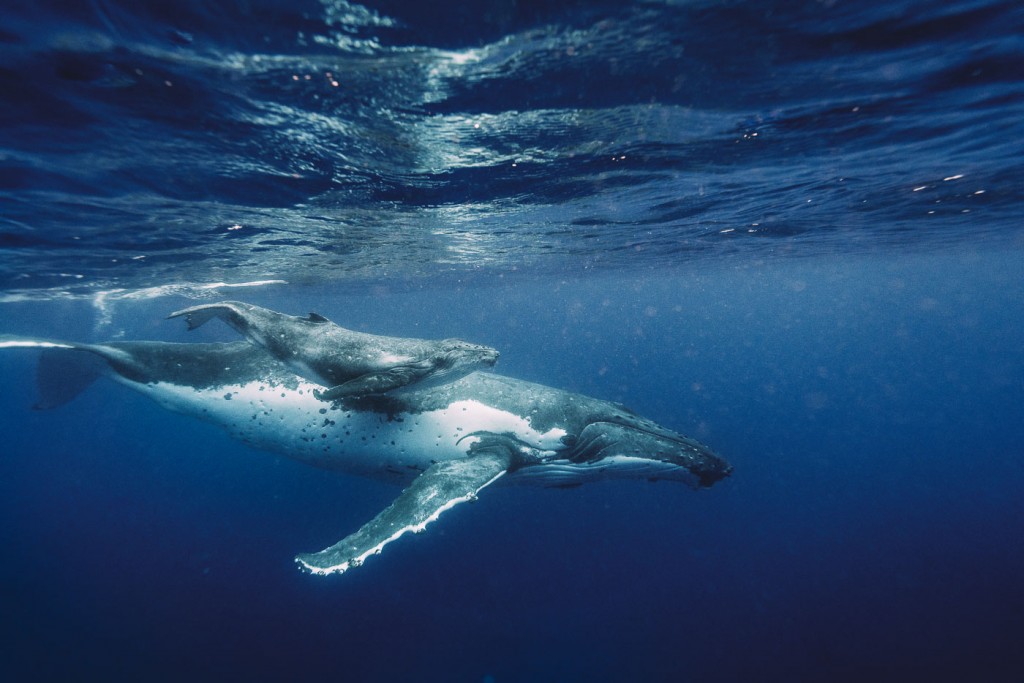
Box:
[295, 453, 510, 576]
[313, 362, 434, 401]
[313, 372, 409, 400]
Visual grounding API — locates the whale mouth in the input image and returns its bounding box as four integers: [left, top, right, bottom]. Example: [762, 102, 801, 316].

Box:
[564, 420, 732, 488]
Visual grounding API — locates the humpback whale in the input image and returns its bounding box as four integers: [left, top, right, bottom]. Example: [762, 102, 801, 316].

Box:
[168, 301, 500, 401]
[0, 335, 731, 576]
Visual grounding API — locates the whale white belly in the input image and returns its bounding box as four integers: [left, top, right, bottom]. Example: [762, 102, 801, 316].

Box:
[122, 377, 567, 481]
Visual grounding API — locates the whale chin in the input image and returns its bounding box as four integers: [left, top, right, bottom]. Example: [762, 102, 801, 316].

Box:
[508, 456, 713, 488]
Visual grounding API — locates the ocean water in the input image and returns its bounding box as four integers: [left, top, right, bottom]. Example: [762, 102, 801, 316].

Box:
[1, 1, 1023, 681]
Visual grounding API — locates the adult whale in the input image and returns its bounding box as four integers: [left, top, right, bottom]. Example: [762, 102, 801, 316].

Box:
[167, 300, 500, 401]
[0, 336, 731, 576]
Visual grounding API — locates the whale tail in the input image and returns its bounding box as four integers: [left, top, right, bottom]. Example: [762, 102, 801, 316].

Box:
[166, 302, 244, 331]
[34, 347, 106, 409]
[0, 337, 107, 409]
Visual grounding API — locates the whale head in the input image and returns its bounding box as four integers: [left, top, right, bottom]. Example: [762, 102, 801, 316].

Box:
[438, 339, 500, 370]
[580, 420, 731, 487]
[513, 417, 731, 489]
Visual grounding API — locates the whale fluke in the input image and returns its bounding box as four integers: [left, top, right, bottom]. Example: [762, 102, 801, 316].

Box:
[167, 303, 239, 331]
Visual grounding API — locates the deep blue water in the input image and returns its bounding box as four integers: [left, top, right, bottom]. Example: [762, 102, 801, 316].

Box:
[2, 1, 1023, 682]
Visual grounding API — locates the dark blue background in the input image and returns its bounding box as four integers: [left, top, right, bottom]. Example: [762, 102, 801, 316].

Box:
[2, 252, 1022, 682]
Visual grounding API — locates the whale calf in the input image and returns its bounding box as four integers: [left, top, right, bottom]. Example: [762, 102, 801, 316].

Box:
[1, 335, 731, 576]
[168, 300, 500, 401]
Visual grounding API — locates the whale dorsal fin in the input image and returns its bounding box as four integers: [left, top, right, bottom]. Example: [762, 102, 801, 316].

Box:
[307, 312, 330, 323]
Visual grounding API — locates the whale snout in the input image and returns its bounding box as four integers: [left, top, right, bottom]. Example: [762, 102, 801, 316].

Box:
[571, 420, 732, 488]
[440, 341, 500, 372]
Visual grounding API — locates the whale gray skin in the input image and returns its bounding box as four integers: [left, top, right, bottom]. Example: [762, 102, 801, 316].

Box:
[167, 300, 500, 401]
[2, 335, 731, 576]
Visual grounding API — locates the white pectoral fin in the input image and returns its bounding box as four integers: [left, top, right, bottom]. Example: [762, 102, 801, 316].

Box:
[295, 453, 511, 576]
